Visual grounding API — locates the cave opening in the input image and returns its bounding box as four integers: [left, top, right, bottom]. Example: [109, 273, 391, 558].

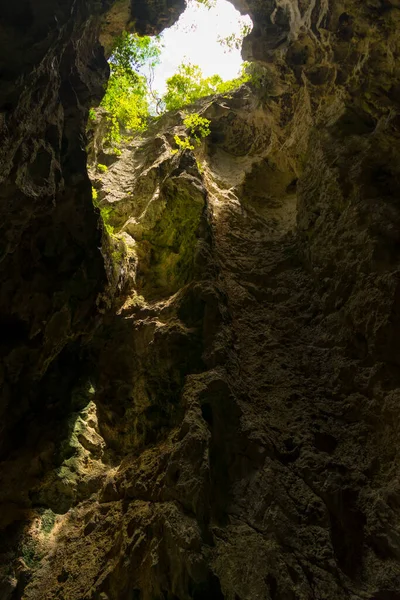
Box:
[146, 0, 253, 101]
[86, 0, 254, 301]
[87, 0, 253, 167]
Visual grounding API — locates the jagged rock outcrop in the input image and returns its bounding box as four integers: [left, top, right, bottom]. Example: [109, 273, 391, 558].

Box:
[1, 1, 400, 599]
[0, 0, 184, 458]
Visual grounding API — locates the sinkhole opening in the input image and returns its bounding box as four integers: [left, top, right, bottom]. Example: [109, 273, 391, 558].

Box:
[89, 0, 253, 150]
[149, 0, 253, 104]
[87, 0, 253, 264]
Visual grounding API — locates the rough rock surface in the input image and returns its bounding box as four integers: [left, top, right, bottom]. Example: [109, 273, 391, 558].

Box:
[1, 1, 400, 599]
[0, 0, 184, 458]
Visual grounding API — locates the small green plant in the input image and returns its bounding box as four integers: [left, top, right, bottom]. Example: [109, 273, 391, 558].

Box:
[21, 540, 43, 569]
[97, 163, 108, 173]
[217, 23, 252, 52]
[104, 222, 115, 236]
[88, 108, 96, 122]
[100, 205, 115, 235]
[174, 113, 211, 152]
[195, 0, 216, 7]
[174, 136, 195, 151]
[92, 191, 116, 235]
[196, 159, 205, 174]
[40, 509, 56, 534]
[183, 113, 211, 142]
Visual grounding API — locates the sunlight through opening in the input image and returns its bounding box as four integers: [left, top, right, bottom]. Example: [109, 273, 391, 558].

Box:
[150, 0, 253, 96]
[87, 0, 253, 168]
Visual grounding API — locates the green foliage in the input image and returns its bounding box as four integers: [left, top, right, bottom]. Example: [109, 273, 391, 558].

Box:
[101, 71, 149, 140]
[99, 205, 115, 235]
[162, 63, 219, 110]
[93, 22, 255, 149]
[21, 540, 43, 569]
[97, 163, 108, 173]
[88, 108, 96, 122]
[216, 65, 252, 94]
[91, 188, 115, 236]
[194, 0, 216, 8]
[196, 159, 205, 174]
[183, 113, 211, 142]
[174, 136, 195, 151]
[40, 509, 56, 534]
[162, 63, 251, 111]
[100, 32, 162, 143]
[217, 23, 252, 52]
[103, 220, 115, 237]
[174, 113, 211, 152]
[109, 31, 161, 77]
[105, 114, 121, 145]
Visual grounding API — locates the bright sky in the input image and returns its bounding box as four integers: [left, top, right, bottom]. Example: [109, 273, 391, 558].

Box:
[151, 0, 253, 96]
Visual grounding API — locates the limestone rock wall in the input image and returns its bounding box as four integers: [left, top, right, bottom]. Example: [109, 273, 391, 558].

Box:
[0, 0, 185, 458]
[1, 1, 400, 599]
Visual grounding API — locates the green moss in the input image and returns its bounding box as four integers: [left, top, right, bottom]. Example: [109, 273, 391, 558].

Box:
[97, 163, 108, 173]
[57, 463, 79, 484]
[92, 191, 117, 236]
[99, 205, 115, 235]
[108, 236, 129, 282]
[112, 247, 124, 264]
[140, 177, 204, 297]
[103, 221, 115, 235]
[40, 509, 56, 534]
[21, 540, 43, 569]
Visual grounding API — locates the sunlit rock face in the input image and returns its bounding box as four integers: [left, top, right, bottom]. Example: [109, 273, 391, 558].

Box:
[1, 1, 400, 599]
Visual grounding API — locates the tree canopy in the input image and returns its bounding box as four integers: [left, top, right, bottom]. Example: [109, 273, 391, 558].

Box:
[162, 62, 250, 111]
[109, 31, 161, 78]
[217, 22, 252, 52]
[100, 32, 162, 141]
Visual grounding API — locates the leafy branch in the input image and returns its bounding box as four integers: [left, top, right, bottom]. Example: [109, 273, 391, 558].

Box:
[174, 113, 211, 151]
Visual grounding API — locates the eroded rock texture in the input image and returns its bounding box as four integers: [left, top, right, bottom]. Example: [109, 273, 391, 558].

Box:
[1, 1, 400, 599]
[0, 0, 184, 456]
